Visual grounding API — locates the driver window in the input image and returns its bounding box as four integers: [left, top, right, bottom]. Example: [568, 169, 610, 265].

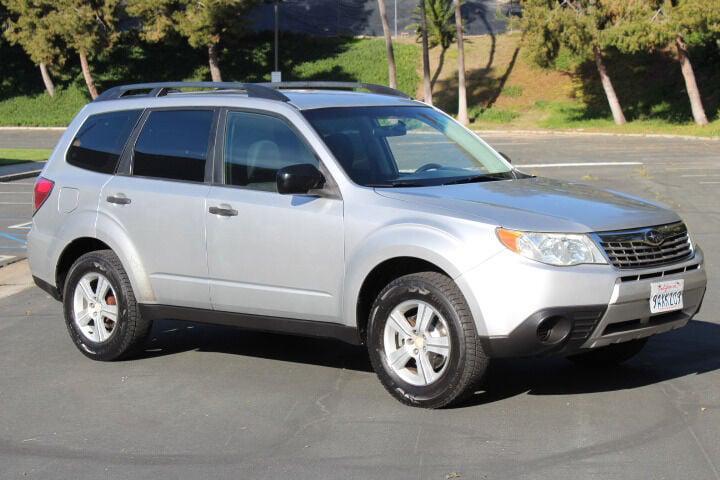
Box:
[224, 111, 318, 192]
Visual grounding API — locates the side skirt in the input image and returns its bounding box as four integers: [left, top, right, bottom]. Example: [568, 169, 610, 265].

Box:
[138, 304, 362, 346]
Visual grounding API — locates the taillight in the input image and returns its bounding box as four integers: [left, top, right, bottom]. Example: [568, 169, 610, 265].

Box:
[33, 176, 54, 214]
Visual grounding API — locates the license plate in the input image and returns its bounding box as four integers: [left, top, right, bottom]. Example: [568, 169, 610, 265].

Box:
[650, 279, 684, 314]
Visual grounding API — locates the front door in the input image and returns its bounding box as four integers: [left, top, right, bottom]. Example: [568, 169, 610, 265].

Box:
[205, 110, 344, 322]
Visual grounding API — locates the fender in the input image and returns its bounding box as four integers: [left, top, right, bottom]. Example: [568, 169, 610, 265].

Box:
[93, 210, 156, 303]
[343, 222, 498, 333]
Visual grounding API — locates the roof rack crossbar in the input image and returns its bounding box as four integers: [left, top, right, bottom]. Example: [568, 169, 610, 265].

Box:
[94, 82, 291, 102]
[261, 81, 410, 99]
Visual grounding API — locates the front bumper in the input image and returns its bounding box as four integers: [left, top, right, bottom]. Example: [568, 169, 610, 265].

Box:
[458, 247, 707, 358]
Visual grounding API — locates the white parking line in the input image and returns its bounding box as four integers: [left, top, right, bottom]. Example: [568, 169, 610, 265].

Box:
[0, 202, 32, 205]
[8, 221, 31, 230]
[0, 255, 15, 263]
[516, 161, 643, 168]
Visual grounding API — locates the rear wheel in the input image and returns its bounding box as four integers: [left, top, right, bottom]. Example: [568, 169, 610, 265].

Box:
[367, 272, 488, 408]
[567, 338, 648, 367]
[63, 250, 151, 361]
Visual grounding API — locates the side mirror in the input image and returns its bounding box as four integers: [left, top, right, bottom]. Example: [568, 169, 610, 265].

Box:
[276, 163, 325, 195]
[499, 152, 512, 164]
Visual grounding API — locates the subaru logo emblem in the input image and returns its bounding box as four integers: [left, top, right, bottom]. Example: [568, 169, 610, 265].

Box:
[644, 229, 664, 246]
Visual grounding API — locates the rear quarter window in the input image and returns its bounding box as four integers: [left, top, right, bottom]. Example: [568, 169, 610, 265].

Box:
[67, 110, 143, 174]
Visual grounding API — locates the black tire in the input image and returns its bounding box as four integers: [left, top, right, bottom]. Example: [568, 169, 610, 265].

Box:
[367, 272, 488, 408]
[567, 338, 648, 367]
[62, 249, 152, 361]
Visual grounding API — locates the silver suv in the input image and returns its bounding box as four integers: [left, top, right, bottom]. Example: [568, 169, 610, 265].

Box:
[29, 82, 707, 408]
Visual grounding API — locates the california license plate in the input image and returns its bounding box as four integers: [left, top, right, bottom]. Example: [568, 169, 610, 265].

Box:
[650, 279, 684, 314]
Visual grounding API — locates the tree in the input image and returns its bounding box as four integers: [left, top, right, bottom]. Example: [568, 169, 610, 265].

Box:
[454, 0, 468, 125]
[418, 0, 433, 104]
[128, 0, 258, 83]
[416, 0, 455, 90]
[50, 0, 122, 99]
[2, 0, 63, 97]
[377, 0, 398, 89]
[523, 0, 628, 125]
[650, 0, 720, 126]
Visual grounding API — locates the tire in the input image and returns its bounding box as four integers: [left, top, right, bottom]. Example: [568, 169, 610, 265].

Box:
[367, 272, 488, 408]
[567, 338, 648, 367]
[62, 249, 152, 361]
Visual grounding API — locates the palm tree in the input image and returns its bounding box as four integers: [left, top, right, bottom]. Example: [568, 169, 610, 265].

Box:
[454, 0, 468, 125]
[419, 0, 433, 104]
[377, 0, 398, 89]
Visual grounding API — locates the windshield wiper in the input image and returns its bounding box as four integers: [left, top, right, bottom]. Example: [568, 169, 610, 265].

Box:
[367, 180, 428, 188]
[441, 173, 513, 186]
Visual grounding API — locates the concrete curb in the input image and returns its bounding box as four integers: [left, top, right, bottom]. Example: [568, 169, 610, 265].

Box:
[474, 128, 719, 141]
[0, 169, 41, 182]
[0, 126, 66, 131]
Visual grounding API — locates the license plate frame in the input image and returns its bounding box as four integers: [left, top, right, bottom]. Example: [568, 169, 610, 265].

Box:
[650, 279, 684, 314]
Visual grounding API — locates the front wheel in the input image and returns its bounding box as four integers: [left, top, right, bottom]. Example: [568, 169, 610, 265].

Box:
[566, 338, 648, 367]
[367, 272, 488, 408]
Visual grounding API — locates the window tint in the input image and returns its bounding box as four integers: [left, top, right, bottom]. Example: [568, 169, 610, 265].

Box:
[133, 110, 214, 182]
[67, 110, 142, 174]
[224, 111, 317, 192]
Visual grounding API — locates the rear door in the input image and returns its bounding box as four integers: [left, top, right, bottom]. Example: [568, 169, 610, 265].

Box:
[205, 109, 344, 322]
[98, 108, 217, 308]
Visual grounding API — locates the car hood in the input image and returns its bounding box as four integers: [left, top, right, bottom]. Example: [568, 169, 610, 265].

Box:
[374, 177, 680, 233]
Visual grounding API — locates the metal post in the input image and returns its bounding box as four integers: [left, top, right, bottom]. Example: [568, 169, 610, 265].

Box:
[274, 0, 279, 72]
[394, 0, 397, 37]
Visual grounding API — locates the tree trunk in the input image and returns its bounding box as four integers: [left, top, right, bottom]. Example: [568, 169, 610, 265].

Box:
[454, 0, 468, 125]
[593, 46, 625, 125]
[377, 0, 398, 89]
[79, 51, 99, 100]
[419, 0, 433, 105]
[208, 43, 223, 82]
[39, 63, 55, 98]
[676, 36, 709, 126]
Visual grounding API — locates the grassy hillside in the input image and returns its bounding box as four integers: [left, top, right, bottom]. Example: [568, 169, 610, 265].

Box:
[425, 32, 720, 137]
[1, 31, 718, 137]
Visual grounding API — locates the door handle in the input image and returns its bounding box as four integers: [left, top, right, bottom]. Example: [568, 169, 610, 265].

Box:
[107, 194, 131, 205]
[209, 205, 238, 217]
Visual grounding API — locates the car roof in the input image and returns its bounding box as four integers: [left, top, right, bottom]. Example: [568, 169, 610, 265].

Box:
[89, 83, 424, 113]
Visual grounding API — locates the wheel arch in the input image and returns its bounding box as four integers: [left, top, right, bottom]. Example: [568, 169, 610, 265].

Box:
[354, 256, 452, 344]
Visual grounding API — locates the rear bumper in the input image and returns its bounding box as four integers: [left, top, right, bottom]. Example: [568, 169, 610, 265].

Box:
[476, 250, 707, 358]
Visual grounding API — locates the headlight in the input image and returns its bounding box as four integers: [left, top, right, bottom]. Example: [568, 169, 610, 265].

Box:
[496, 228, 607, 266]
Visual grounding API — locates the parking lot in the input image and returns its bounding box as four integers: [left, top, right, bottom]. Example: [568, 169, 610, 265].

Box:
[1, 130, 719, 479]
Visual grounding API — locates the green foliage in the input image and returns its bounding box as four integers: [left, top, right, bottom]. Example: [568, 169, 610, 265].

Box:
[292, 38, 419, 97]
[49, 0, 122, 57]
[0, 148, 52, 165]
[0, 84, 87, 126]
[537, 100, 720, 136]
[468, 106, 520, 123]
[653, 0, 720, 47]
[502, 85, 523, 98]
[127, 0, 258, 49]
[415, 0, 456, 50]
[2, 0, 64, 65]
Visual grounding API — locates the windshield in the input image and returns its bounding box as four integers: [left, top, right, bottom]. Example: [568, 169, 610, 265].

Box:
[303, 106, 513, 187]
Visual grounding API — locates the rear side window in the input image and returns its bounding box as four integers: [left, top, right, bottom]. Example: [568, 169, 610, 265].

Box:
[67, 110, 142, 174]
[132, 110, 214, 183]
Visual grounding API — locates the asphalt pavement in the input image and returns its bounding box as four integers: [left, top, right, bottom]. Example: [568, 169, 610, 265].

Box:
[0, 129, 719, 479]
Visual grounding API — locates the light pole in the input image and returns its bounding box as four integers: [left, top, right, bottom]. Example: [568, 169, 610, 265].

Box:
[265, 0, 284, 82]
[394, 0, 397, 37]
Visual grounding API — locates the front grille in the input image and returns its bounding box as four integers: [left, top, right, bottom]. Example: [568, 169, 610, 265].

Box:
[596, 222, 692, 269]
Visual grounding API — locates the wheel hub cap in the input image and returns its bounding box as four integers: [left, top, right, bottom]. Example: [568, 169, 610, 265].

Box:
[72, 272, 119, 343]
[382, 300, 451, 387]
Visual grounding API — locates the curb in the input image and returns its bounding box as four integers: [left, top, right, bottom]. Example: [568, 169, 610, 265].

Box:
[473, 128, 719, 141]
[0, 126, 66, 131]
[0, 170, 41, 182]
[0, 255, 26, 269]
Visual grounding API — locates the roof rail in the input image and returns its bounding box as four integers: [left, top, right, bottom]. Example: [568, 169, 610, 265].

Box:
[261, 81, 411, 99]
[94, 82, 291, 102]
